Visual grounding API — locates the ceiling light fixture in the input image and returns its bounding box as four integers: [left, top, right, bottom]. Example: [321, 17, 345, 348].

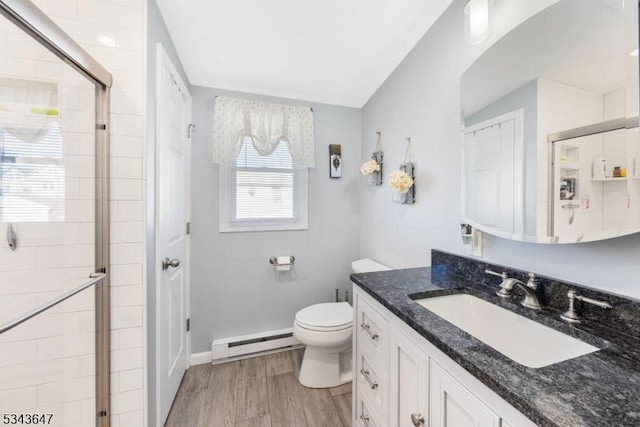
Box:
[465, 0, 492, 45]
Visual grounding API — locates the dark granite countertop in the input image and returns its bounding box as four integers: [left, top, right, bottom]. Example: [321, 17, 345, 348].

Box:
[350, 256, 640, 427]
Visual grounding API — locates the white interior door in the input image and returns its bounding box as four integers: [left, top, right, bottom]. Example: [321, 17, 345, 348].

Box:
[463, 110, 523, 238]
[156, 44, 191, 425]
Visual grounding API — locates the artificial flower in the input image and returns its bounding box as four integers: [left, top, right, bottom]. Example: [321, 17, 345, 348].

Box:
[388, 170, 413, 193]
[360, 159, 381, 175]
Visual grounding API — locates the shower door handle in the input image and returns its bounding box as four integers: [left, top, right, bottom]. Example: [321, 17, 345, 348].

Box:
[162, 258, 181, 271]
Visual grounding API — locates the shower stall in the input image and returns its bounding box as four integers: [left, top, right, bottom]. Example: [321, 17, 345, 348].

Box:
[0, 1, 111, 426]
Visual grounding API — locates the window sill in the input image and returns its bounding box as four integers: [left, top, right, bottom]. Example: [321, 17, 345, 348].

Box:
[220, 219, 308, 233]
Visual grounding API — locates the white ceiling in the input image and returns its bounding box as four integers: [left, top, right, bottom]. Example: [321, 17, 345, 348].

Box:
[155, 0, 453, 107]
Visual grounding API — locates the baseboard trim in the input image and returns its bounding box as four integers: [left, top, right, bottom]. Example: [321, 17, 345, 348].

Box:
[190, 351, 212, 366]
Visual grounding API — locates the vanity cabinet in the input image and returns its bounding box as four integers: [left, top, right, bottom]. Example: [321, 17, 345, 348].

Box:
[430, 360, 500, 427]
[355, 296, 390, 425]
[353, 286, 535, 427]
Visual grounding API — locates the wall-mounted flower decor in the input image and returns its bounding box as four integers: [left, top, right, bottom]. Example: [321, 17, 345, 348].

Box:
[390, 137, 415, 204]
[360, 131, 383, 185]
[389, 169, 413, 193]
[360, 159, 380, 175]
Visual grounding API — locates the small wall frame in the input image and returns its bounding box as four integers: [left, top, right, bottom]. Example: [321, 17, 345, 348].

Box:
[329, 144, 342, 178]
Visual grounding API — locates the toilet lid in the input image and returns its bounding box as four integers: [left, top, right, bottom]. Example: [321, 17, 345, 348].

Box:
[295, 302, 353, 330]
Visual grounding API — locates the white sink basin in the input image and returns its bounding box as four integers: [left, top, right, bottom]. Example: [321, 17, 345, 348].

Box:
[416, 294, 600, 368]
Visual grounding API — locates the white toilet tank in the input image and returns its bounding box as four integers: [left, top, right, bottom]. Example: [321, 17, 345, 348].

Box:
[351, 258, 390, 273]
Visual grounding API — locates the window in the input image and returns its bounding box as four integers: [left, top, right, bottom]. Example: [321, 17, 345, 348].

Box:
[219, 137, 308, 232]
[0, 78, 64, 223]
[0, 122, 64, 223]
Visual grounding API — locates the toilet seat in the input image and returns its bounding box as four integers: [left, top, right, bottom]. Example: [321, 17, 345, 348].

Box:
[295, 302, 352, 332]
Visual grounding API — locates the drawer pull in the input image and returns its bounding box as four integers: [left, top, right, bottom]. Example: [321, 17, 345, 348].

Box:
[360, 322, 379, 341]
[360, 368, 379, 390]
[411, 413, 425, 426]
[360, 414, 371, 427]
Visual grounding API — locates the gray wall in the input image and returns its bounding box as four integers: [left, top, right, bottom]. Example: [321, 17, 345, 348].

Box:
[190, 86, 362, 352]
[360, 0, 640, 299]
[146, 1, 190, 424]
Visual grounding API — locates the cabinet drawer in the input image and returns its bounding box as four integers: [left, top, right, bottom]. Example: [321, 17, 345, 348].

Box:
[356, 294, 389, 369]
[356, 383, 386, 427]
[356, 349, 388, 422]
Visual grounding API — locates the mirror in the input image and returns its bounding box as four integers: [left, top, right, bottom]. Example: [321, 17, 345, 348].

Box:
[461, 0, 639, 243]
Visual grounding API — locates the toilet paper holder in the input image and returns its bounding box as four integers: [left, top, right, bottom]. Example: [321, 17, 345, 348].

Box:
[269, 256, 295, 266]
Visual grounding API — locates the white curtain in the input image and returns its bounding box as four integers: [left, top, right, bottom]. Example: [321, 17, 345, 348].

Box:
[212, 96, 315, 167]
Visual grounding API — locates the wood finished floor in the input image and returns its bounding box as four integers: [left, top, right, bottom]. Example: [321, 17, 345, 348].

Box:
[165, 348, 352, 427]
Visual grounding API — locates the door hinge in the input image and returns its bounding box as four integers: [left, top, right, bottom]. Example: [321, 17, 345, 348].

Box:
[99, 410, 107, 417]
[96, 123, 106, 130]
[186, 222, 191, 235]
[187, 123, 196, 138]
[186, 318, 191, 332]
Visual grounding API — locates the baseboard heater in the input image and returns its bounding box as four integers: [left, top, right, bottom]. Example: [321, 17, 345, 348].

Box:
[211, 327, 301, 362]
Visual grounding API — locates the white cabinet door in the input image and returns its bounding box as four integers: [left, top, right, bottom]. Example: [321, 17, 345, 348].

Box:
[389, 331, 428, 427]
[430, 360, 500, 427]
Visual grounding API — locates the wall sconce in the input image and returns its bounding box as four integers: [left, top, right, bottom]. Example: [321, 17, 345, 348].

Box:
[464, 0, 492, 45]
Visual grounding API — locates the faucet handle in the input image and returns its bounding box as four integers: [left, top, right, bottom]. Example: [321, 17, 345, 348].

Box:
[526, 272, 538, 287]
[561, 290, 612, 323]
[485, 269, 507, 279]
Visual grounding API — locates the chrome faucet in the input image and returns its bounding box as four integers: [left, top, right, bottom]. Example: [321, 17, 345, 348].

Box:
[485, 270, 542, 310]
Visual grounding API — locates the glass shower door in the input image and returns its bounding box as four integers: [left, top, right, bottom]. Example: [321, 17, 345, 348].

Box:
[0, 4, 110, 426]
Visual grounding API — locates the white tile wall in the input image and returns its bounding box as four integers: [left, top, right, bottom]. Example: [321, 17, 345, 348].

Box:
[538, 79, 640, 240]
[2, 0, 147, 425]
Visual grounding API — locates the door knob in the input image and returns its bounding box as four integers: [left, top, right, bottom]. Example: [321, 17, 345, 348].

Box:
[411, 413, 425, 426]
[162, 258, 180, 271]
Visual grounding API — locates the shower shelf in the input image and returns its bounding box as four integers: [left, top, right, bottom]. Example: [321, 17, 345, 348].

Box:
[590, 177, 627, 182]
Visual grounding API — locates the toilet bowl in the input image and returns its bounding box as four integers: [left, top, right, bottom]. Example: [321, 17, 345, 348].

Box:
[293, 259, 390, 388]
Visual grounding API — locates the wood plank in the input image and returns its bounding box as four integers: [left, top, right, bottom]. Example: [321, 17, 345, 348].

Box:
[165, 391, 205, 427]
[178, 363, 212, 394]
[235, 415, 272, 427]
[264, 350, 298, 377]
[240, 354, 267, 378]
[267, 373, 307, 427]
[236, 355, 268, 422]
[329, 381, 352, 397]
[198, 360, 241, 427]
[331, 392, 352, 427]
[290, 347, 304, 376]
[299, 386, 344, 427]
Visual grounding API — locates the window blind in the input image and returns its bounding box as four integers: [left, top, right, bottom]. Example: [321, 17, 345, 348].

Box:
[231, 138, 297, 221]
[0, 122, 65, 222]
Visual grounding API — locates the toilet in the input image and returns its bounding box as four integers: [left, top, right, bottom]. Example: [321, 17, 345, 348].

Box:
[293, 258, 390, 388]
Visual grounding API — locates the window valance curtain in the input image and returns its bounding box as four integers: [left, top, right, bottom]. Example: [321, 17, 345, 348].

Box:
[212, 96, 315, 167]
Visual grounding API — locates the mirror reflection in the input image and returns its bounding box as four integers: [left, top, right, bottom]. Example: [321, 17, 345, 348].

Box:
[461, 0, 639, 243]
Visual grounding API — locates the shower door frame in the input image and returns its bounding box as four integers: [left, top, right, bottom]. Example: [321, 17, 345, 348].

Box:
[0, 1, 112, 426]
